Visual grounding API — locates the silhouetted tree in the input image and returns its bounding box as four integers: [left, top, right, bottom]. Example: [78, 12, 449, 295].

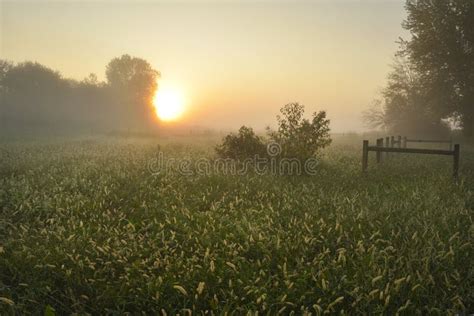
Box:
[364, 56, 450, 136]
[362, 100, 387, 131]
[83, 73, 100, 86]
[0, 60, 14, 129]
[0, 60, 13, 84]
[105, 55, 160, 130]
[402, 0, 474, 137]
[1, 61, 70, 128]
[364, 0, 472, 137]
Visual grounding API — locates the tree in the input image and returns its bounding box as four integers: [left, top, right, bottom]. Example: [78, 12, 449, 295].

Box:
[82, 73, 100, 86]
[403, 0, 474, 137]
[0, 60, 14, 128]
[0, 61, 70, 126]
[106, 54, 159, 102]
[362, 99, 388, 131]
[0, 60, 13, 86]
[268, 103, 331, 162]
[105, 55, 160, 129]
[364, 56, 450, 136]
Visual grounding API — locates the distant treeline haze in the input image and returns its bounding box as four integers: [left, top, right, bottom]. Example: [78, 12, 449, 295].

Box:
[0, 55, 159, 135]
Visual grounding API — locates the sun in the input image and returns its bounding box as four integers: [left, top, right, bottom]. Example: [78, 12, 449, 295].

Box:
[153, 84, 185, 121]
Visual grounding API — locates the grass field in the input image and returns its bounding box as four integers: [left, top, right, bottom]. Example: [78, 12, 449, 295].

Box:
[0, 135, 473, 314]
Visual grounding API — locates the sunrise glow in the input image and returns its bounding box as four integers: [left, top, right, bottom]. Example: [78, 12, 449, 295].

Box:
[153, 84, 185, 121]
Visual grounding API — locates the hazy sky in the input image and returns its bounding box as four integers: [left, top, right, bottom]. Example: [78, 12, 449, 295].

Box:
[1, 0, 408, 132]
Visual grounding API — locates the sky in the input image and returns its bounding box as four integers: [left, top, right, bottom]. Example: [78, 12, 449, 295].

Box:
[1, 0, 408, 132]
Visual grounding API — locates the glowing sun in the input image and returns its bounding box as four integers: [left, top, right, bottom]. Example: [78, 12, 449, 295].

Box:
[153, 84, 185, 121]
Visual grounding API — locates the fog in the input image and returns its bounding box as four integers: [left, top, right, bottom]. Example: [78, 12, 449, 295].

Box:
[1, 1, 471, 138]
[0, 56, 162, 137]
[1, 0, 408, 135]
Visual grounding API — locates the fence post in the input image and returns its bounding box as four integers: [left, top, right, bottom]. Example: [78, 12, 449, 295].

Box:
[402, 136, 406, 148]
[390, 136, 395, 148]
[385, 137, 390, 159]
[376, 138, 382, 163]
[453, 144, 460, 179]
[362, 140, 369, 172]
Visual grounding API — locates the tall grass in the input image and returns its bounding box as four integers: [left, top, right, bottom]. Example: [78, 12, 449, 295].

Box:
[0, 136, 472, 314]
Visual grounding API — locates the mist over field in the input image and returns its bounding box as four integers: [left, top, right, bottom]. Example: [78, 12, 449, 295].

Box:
[0, 56, 161, 137]
[1, 0, 472, 137]
[1, 0, 473, 314]
[1, 0, 409, 134]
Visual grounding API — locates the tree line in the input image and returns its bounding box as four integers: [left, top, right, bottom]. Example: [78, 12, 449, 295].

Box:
[0, 55, 159, 135]
[364, 0, 473, 138]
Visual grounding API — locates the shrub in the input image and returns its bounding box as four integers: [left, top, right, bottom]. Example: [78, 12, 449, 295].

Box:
[215, 126, 266, 160]
[268, 102, 331, 161]
[216, 103, 331, 163]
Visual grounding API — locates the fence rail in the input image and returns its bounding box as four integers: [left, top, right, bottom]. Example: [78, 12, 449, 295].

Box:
[405, 139, 452, 143]
[403, 137, 453, 150]
[367, 146, 454, 155]
[362, 137, 460, 178]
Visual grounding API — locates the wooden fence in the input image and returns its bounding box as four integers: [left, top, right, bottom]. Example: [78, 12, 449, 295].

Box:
[402, 137, 453, 150]
[362, 136, 460, 178]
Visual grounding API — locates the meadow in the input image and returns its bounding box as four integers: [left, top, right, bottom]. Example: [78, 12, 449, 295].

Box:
[0, 134, 473, 314]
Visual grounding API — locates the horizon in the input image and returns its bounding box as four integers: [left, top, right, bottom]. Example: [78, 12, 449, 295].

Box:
[1, 0, 408, 133]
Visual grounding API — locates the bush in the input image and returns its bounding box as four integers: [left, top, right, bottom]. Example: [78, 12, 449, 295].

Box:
[268, 102, 331, 161]
[216, 103, 331, 163]
[215, 126, 266, 160]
